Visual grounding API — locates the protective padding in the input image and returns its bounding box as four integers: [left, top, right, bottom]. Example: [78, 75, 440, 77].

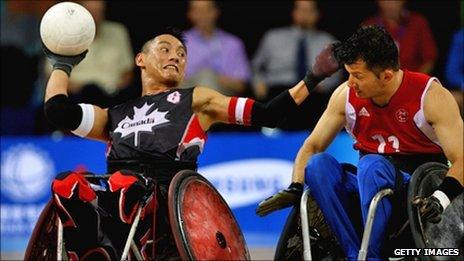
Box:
[408, 162, 463, 260]
[168, 170, 250, 260]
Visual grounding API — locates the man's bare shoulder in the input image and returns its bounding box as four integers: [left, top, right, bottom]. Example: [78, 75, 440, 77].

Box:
[329, 81, 349, 107]
[424, 80, 460, 123]
[426, 80, 449, 97]
[424, 80, 456, 106]
[320, 81, 348, 118]
[332, 81, 349, 98]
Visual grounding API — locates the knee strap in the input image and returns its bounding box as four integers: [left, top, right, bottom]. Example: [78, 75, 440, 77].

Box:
[52, 172, 98, 229]
[108, 170, 151, 224]
[52, 171, 97, 202]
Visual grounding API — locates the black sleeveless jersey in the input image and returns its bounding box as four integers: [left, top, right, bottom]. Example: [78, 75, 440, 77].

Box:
[106, 88, 207, 163]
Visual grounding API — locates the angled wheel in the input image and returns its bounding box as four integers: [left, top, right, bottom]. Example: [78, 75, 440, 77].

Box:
[408, 162, 463, 260]
[24, 199, 67, 261]
[168, 170, 250, 260]
[274, 194, 342, 260]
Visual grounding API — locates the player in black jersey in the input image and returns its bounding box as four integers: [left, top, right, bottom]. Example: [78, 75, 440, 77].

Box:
[42, 28, 340, 260]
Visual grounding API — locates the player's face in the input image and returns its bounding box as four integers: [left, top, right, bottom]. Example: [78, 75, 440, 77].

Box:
[345, 60, 384, 98]
[141, 34, 187, 87]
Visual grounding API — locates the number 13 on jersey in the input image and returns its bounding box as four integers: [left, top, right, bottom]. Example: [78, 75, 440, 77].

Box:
[372, 134, 400, 153]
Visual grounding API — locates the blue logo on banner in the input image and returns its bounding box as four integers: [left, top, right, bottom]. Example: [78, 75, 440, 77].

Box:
[1, 144, 55, 202]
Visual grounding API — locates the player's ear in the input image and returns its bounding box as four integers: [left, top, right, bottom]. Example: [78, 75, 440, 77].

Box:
[381, 69, 394, 82]
[135, 53, 145, 68]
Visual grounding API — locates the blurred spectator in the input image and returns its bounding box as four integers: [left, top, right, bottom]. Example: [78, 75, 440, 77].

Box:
[182, 0, 251, 96]
[445, 28, 463, 114]
[1, 1, 54, 134]
[44, 1, 135, 108]
[363, 0, 437, 74]
[252, 1, 342, 130]
[1, 1, 45, 56]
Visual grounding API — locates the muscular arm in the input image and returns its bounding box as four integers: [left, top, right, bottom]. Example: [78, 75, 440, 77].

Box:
[44, 70, 109, 142]
[424, 81, 464, 185]
[192, 82, 310, 131]
[292, 84, 348, 183]
[192, 42, 340, 130]
[254, 83, 347, 217]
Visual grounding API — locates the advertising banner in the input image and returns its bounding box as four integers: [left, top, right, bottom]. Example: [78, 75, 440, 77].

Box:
[1, 132, 358, 252]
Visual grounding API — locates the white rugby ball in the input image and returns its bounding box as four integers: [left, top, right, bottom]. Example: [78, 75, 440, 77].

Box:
[40, 2, 95, 56]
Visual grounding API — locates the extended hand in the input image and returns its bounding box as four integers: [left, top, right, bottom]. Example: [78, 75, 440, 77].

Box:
[412, 195, 444, 224]
[43, 43, 88, 76]
[256, 182, 303, 217]
[312, 41, 341, 78]
[303, 41, 341, 92]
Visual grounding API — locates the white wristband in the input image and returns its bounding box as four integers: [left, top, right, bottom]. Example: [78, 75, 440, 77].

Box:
[432, 190, 451, 210]
[71, 104, 95, 137]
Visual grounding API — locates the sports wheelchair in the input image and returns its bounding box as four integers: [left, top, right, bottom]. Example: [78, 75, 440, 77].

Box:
[24, 170, 250, 260]
[275, 162, 463, 260]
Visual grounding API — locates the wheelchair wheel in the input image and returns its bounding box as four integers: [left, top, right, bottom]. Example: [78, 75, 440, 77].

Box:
[24, 199, 67, 261]
[408, 162, 464, 260]
[168, 170, 250, 260]
[274, 194, 343, 260]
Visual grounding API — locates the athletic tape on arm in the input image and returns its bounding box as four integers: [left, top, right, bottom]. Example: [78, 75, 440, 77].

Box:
[228, 97, 254, 125]
[71, 104, 95, 137]
[227, 91, 298, 128]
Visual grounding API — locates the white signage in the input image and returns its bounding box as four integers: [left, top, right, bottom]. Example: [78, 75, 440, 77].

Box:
[200, 159, 293, 208]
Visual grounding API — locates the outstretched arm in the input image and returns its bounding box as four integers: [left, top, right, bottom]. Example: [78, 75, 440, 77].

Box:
[291, 84, 348, 183]
[193, 81, 307, 130]
[256, 83, 347, 216]
[193, 43, 341, 130]
[43, 48, 109, 142]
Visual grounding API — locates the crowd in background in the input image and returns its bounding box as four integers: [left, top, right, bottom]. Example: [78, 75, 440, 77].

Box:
[1, 0, 462, 136]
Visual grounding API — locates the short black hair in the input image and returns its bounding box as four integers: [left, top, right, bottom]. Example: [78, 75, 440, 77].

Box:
[336, 25, 399, 73]
[141, 27, 187, 53]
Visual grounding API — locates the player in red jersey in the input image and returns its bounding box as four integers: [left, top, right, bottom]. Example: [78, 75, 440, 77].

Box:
[257, 25, 463, 260]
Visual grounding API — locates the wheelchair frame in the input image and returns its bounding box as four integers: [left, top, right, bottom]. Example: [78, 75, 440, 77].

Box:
[27, 173, 150, 261]
[25, 171, 250, 261]
[298, 162, 459, 261]
[55, 204, 146, 260]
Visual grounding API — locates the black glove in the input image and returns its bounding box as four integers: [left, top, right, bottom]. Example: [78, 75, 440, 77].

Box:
[303, 41, 342, 92]
[43, 43, 88, 76]
[412, 195, 444, 223]
[256, 182, 303, 217]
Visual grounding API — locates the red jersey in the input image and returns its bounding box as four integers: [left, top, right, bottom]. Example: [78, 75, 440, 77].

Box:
[345, 70, 443, 156]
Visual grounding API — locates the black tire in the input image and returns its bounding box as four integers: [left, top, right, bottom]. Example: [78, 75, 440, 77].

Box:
[274, 194, 343, 260]
[407, 162, 464, 261]
[25, 200, 68, 261]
